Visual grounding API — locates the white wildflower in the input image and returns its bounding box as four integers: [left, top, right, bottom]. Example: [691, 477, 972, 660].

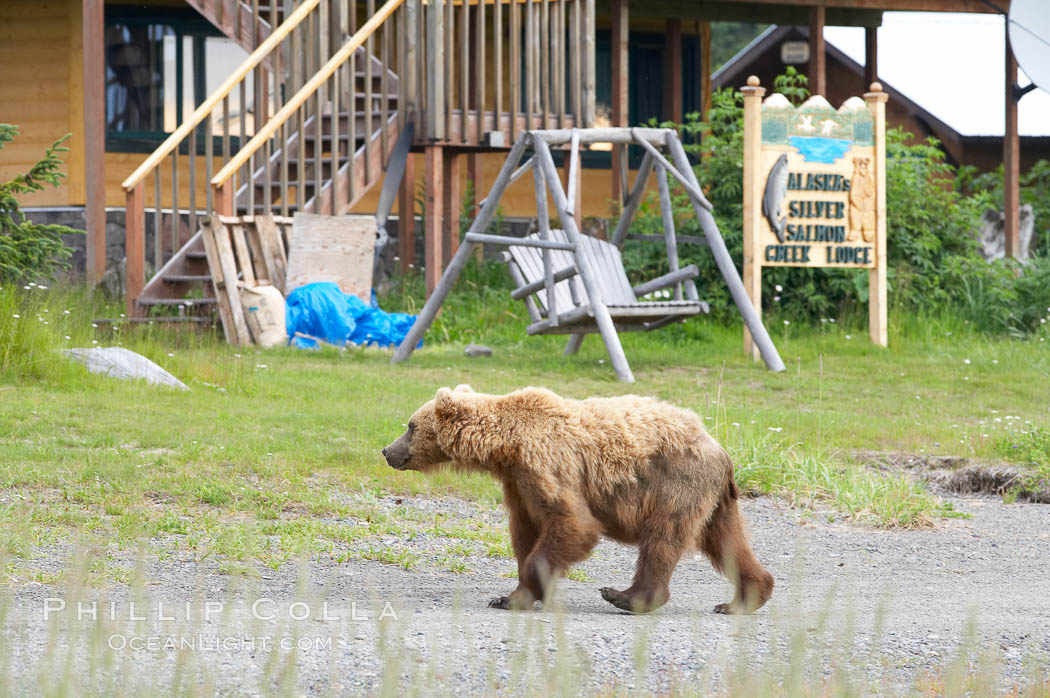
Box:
[775, 284, 783, 292]
[11, 314, 19, 319]
[963, 359, 970, 364]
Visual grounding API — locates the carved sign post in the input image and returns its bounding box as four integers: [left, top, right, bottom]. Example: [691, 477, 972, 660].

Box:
[742, 76, 888, 357]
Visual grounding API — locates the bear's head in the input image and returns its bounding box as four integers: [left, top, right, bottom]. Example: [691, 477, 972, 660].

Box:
[382, 385, 475, 472]
[852, 157, 870, 176]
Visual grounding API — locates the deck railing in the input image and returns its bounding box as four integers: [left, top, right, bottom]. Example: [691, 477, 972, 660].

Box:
[422, 0, 595, 144]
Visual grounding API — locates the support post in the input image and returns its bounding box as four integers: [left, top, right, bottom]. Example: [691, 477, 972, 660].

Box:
[668, 131, 785, 372]
[533, 136, 635, 382]
[405, 0, 419, 124]
[609, 153, 654, 247]
[699, 20, 712, 119]
[1004, 26, 1020, 258]
[425, 145, 445, 295]
[443, 151, 461, 262]
[664, 19, 683, 124]
[864, 26, 878, 92]
[399, 153, 416, 270]
[583, 0, 596, 126]
[426, 0, 446, 140]
[392, 135, 531, 364]
[808, 6, 826, 97]
[610, 0, 628, 203]
[83, 0, 106, 285]
[125, 184, 145, 318]
[741, 76, 765, 360]
[866, 83, 889, 347]
[467, 153, 482, 217]
[657, 166, 681, 300]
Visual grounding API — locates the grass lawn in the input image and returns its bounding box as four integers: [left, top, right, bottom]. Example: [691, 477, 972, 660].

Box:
[1, 279, 1049, 578]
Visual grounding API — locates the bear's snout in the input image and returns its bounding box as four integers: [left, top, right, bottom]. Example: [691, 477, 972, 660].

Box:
[382, 432, 412, 470]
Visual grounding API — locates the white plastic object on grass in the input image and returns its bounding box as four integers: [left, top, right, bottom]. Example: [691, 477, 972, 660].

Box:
[66, 347, 189, 390]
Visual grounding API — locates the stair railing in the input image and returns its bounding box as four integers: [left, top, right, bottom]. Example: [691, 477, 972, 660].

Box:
[120, 0, 348, 316]
[211, 0, 413, 220]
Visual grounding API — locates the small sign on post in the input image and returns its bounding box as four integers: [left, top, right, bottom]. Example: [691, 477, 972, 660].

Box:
[742, 76, 888, 357]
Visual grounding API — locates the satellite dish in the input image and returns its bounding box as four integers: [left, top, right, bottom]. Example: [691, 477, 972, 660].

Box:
[1009, 0, 1050, 94]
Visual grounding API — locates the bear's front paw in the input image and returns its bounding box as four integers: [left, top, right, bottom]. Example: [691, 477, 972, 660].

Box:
[488, 596, 512, 609]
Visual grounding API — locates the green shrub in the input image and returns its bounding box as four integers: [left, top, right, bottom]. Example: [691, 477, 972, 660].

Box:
[0, 125, 84, 283]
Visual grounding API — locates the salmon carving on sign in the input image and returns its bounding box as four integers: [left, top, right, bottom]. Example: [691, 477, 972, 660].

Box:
[742, 77, 888, 349]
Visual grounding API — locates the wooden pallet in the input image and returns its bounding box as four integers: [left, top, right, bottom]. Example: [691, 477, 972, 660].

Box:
[200, 214, 291, 346]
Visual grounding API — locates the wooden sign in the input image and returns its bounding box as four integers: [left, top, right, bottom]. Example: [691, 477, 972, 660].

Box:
[742, 76, 889, 353]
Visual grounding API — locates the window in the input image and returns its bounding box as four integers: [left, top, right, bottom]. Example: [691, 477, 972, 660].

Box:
[104, 7, 253, 152]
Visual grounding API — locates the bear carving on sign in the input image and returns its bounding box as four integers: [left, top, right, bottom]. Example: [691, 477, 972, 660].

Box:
[848, 157, 876, 243]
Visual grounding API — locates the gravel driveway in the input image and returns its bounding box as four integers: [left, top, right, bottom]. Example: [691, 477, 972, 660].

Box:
[5, 493, 1049, 695]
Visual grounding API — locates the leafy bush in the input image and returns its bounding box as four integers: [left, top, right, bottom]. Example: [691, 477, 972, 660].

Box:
[0, 125, 84, 283]
[624, 71, 1050, 334]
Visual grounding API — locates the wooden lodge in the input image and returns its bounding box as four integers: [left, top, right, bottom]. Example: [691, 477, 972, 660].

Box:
[0, 0, 1025, 318]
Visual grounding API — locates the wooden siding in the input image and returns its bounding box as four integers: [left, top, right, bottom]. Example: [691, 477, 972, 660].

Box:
[0, 0, 81, 207]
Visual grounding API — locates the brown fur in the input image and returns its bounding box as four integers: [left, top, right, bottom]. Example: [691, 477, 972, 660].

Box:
[381, 385, 774, 614]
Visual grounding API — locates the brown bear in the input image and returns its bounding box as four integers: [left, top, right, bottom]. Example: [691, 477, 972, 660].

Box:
[381, 385, 774, 614]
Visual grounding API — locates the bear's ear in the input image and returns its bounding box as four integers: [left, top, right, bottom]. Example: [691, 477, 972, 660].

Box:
[434, 387, 459, 420]
[453, 384, 474, 393]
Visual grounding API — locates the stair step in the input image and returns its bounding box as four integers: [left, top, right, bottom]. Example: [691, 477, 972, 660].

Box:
[139, 297, 217, 306]
[163, 274, 212, 283]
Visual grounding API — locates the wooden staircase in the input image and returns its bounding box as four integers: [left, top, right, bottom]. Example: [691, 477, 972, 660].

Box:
[122, 0, 410, 318]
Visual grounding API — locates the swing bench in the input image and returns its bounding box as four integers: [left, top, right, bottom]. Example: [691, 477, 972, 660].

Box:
[391, 127, 785, 382]
[500, 228, 709, 342]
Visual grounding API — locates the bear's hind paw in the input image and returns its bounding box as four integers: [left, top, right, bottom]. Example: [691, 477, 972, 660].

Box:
[489, 595, 536, 610]
[713, 602, 749, 615]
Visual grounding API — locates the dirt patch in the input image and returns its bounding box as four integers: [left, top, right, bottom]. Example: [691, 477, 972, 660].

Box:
[853, 450, 1050, 503]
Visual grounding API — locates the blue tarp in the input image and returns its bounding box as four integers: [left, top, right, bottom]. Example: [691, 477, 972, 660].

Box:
[285, 282, 419, 349]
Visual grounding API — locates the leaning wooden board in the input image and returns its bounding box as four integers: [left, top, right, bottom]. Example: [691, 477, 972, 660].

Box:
[201, 214, 292, 347]
[285, 213, 375, 301]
